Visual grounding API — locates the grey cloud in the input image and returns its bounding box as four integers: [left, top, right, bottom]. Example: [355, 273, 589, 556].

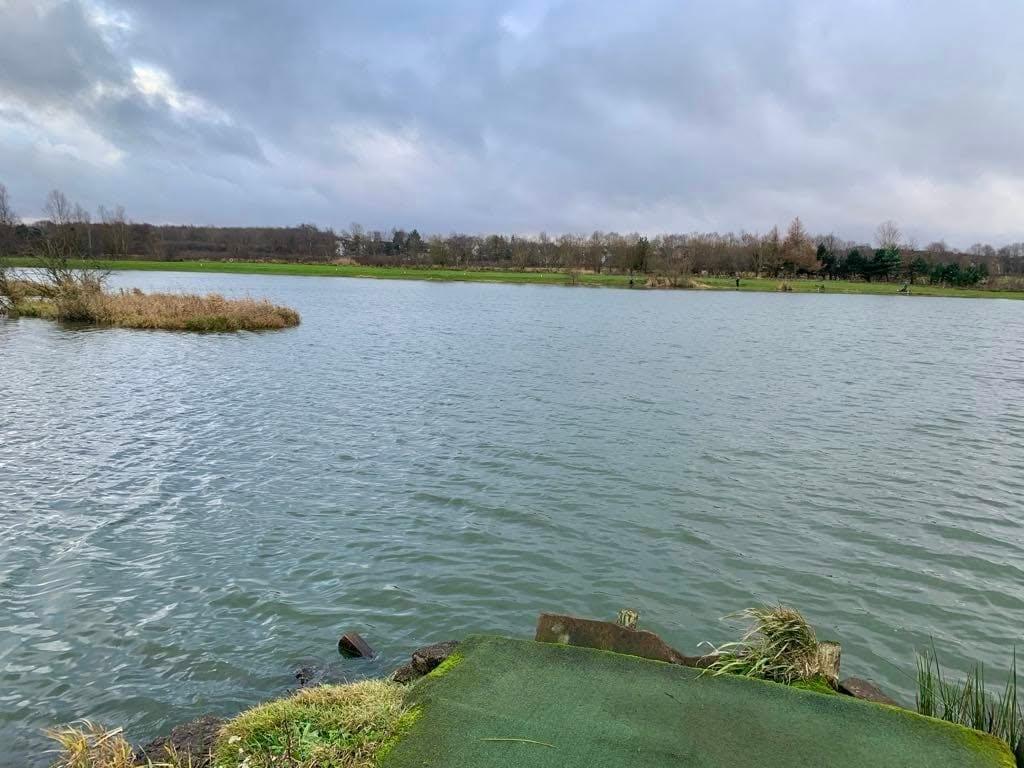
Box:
[2, 0, 1024, 244]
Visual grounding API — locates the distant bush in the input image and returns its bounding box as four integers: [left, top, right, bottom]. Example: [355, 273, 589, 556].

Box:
[928, 262, 988, 287]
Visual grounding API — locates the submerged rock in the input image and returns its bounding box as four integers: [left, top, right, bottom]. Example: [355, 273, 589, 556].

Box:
[294, 664, 324, 688]
[135, 714, 223, 767]
[839, 677, 901, 707]
[392, 640, 460, 684]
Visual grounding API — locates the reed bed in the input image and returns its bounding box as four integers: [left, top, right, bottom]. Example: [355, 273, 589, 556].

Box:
[917, 646, 1021, 751]
[10, 287, 299, 331]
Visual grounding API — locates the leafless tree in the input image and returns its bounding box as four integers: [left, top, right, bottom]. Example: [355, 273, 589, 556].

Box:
[30, 189, 107, 291]
[875, 220, 902, 250]
[0, 183, 16, 227]
[99, 204, 129, 257]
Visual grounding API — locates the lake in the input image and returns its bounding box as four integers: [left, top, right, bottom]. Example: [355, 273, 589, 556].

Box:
[2, 272, 1023, 765]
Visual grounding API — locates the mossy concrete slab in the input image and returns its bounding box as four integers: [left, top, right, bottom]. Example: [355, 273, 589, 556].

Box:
[381, 636, 1014, 768]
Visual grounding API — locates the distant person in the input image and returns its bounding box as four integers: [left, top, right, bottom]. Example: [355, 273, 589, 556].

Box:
[735, 276, 740, 289]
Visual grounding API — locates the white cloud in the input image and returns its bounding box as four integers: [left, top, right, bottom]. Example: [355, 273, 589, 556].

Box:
[131, 64, 228, 123]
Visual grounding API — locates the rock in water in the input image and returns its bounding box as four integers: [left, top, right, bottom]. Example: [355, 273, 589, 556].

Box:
[839, 677, 901, 707]
[338, 631, 376, 658]
[392, 640, 460, 683]
[412, 640, 460, 674]
[135, 715, 223, 767]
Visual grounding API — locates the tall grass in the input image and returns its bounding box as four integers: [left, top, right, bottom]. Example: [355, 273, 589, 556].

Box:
[917, 645, 1022, 751]
[705, 605, 825, 684]
[9, 286, 299, 331]
[47, 721, 200, 768]
[99, 289, 300, 331]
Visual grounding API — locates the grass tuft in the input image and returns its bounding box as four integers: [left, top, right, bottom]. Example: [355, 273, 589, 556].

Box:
[47, 721, 136, 768]
[917, 645, 1022, 752]
[46, 720, 200, 768]
[705, 605, 824, 685]
[214, 679, 410, 768]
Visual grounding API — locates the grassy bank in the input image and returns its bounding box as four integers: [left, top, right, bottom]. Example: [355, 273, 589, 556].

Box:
[5, 257, 1023, 298]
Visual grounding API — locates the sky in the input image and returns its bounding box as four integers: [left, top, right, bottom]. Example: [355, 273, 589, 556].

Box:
[1, 0, 1022, 246]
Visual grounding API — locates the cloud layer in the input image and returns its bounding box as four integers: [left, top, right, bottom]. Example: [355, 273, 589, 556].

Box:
[2, 0, 1022, 245]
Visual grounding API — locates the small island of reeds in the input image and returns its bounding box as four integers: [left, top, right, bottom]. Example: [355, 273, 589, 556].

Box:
[1, 259, 299, 332]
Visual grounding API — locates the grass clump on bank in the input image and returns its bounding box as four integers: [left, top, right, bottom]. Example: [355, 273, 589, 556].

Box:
[706, 605, 837, 687]
[48, 721, 199, 768]
[215, 680, 413, 768]
[47, 681, 414, 768]
[917, 646, 1022, 754]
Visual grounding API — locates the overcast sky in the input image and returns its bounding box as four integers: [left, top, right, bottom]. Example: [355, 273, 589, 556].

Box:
[1, 0, 1022, 245]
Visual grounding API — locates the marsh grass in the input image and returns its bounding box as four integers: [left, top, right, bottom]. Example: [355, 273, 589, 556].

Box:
[215, 680, 413, 768]
[917, 646, 1022, 751]
[705, 605, 823, 684]
[99, 289, 300, 331]
[10, 287, 299, 331]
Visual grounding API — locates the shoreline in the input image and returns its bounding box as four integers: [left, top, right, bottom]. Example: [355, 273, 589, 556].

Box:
[55, 611, 1019, 768]
[6, 257, 1024, 299]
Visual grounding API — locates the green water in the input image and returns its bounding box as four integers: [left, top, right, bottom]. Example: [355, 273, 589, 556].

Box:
[1, 272, 1022, 765]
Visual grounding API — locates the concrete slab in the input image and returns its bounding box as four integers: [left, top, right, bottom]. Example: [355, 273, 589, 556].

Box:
[381, 636, 1014, 768]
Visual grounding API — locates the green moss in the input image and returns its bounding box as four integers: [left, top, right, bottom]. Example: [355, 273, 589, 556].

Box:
[372, 708, 421, 764]
[426, 652, 465, 679]
[790, 675, 838, 696]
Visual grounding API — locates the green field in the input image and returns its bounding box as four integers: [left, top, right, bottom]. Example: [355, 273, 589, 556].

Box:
[6, 257, 1023, 299]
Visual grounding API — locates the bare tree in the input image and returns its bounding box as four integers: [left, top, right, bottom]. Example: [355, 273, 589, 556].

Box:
[875, 220, 902, 250]
[44, 189, 74, 226]
[98, 204, 129, 257]
[30, 189, 106, 292]
[0, 182, 16, 227]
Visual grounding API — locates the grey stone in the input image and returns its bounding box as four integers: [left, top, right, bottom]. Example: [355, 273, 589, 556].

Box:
[391, 640, 460, 684]
[411, 640, 460, 674]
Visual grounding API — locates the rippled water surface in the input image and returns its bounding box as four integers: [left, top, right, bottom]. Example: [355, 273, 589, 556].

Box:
[2, 272, 1023, 765]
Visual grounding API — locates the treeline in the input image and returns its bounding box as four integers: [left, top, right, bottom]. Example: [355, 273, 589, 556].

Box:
[2, 183, 1023, 286]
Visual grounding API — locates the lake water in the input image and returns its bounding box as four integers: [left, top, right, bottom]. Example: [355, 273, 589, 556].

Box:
[2, 273, 1023, 765]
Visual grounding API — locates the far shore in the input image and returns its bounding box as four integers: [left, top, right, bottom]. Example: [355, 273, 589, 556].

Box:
[6, 257, 1024, 300]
